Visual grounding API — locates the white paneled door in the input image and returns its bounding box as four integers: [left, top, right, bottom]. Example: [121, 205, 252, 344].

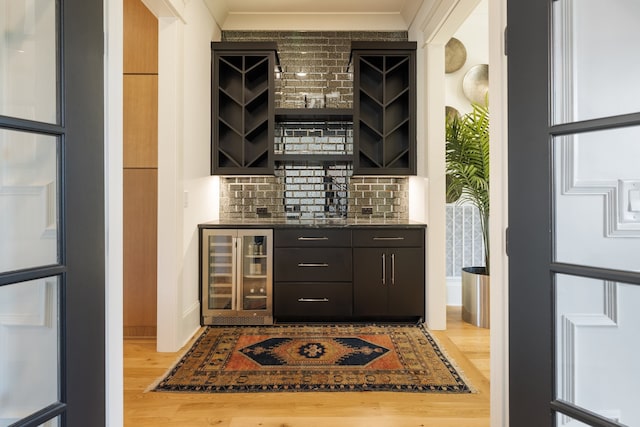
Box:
[0, 0, 105, 425]
[508, 0, 640, 426]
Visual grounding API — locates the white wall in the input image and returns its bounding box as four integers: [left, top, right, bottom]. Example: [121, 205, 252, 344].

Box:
[443, 0, 489, 306]
[445, 0, 489, 117]
[145, 0, 220, 352]
[179, 0, 221, 342]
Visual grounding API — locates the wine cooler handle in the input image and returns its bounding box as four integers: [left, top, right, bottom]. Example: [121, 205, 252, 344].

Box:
[382, 253, 386, 285]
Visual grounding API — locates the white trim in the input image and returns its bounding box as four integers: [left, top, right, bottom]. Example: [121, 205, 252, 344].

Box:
[0, 183, 57, 239]
[143, 0, 187, 22]
[559, 312, 618, 426]
[488, 0, 509, 425]
[552, 0, 576, 124]
[561, 137, 640, 237]
[604, 281, 618, 324]
[105, 0, 124, 424]
[156, 15, 185, 352]
[0, 280, 54, 327]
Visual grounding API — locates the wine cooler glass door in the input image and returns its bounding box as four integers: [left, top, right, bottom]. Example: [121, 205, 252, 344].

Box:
[240, 233, 269, 311]
[207, 233, 235, 311]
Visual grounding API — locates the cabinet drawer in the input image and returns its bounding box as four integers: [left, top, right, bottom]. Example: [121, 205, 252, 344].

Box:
[275, 228, 351, 248]
[274, 248, 352, 281]
[352, 228, 424, 247]
[274, 282, 352, 317]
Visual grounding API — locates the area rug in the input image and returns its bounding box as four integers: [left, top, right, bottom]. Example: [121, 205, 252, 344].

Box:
[151, 324, 473, 393]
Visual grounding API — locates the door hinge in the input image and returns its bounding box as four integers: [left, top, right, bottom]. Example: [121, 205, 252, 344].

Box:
[505, 227, 510, 256]
[504, 26, 508, 56]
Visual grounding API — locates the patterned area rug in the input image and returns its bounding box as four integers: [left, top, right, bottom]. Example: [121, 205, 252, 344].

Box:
[151, 324, 472, 393]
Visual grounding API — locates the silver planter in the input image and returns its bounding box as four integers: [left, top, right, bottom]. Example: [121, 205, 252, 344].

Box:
[461, 266, 490, 328]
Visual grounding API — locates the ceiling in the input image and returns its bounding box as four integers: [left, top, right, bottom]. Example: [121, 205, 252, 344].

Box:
[204, 0, 426, 31]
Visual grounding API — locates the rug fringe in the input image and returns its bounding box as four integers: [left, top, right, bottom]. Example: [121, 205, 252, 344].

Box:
[420, 324, 478, 393]
[144, 327, 207, 393]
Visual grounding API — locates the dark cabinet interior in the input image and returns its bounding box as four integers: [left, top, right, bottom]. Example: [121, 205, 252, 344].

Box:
[352, 42, 416, 175]
[211, 42, 276, 175]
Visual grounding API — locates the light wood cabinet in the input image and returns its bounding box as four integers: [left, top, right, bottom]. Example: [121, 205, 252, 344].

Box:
[123, 169, 158, 336]
[123, 0, 158, 74]
[124, 74, 158, 168]
[123, 0, 158, 337]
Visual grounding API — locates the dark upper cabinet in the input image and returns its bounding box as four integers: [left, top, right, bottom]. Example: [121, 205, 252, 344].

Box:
[211, 42, 276, 175]
[351, 42, 417, 176]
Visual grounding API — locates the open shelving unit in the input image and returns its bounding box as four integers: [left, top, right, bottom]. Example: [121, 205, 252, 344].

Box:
[211, 42, 277, 175]
[274, 108, 354, 164]
[352, 41, 416, 175]
[210, 41, 416, 177]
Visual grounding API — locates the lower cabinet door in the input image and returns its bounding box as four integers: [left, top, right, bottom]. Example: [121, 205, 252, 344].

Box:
[353, 247, 425, 319]
[274, 282, 352, 318]
[386, 247, 425, 318]
[353, 248, 388, 316]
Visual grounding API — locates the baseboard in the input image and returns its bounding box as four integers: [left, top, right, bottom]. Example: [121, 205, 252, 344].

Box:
[123, 325, 157, 338]
[180, 301, 201, 348]
[447, 278, 462, 306]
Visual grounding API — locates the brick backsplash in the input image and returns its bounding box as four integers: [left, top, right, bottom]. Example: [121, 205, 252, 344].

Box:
[219, 175, 408, 221]
[279, 163, 351, 219]
[219, 176, 284, 220]
[275, 121, 353, 155]
[348, 177, 409, 219]
[219, 31, 409, 220]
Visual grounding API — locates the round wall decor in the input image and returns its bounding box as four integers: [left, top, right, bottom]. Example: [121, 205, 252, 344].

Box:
[462, 64, 489, 105]
[445, 37, 467, 73]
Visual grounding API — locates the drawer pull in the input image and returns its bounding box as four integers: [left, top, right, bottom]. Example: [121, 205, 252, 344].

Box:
[297, 237, 329, 241]
[298, 298, 330, 303]
[373, 237, 405, 241]
[297, 263, 329, 267]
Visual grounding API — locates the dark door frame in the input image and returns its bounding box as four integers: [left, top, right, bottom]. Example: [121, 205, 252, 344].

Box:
[62, 0, 106, 424]
[0, 0, 106, 425]
[508, 1, 640, 426]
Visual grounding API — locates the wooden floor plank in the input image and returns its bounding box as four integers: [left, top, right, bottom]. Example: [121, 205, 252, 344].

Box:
[124, 306, 490, 426]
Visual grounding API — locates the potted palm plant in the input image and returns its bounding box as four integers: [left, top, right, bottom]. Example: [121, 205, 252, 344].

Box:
[445, 102, 490, 328]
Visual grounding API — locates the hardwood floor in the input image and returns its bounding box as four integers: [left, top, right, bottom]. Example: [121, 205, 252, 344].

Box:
[124, 306, 490, 426]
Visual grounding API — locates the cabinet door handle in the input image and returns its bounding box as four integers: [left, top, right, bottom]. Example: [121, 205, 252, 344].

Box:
[298, 236, 329, 241]
[373, 237, 405, 241]
[297, 263, 329, 267]
[298, 298, 330, 302]
[381, 253, 386, 285]
[391, 253, 395, 285]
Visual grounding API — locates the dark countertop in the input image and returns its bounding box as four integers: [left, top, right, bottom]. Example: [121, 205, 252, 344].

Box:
[198, 218, 426, 229]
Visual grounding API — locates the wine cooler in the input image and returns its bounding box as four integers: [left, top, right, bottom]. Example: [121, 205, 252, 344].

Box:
[200, 229, 273, 325]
